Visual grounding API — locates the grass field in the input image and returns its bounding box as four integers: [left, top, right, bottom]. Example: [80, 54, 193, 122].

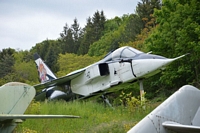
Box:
[14, 99, 160, 133]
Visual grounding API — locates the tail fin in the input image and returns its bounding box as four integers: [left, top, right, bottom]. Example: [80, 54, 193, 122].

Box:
[0, 82, 35, 114]
[0, 82, 80, 133]
[34, 53, 57, 83]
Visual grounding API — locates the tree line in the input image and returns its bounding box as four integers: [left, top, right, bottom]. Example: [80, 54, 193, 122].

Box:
[1, 0, 199, 99]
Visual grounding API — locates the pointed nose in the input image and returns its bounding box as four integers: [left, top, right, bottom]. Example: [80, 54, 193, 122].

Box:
[132, 54, 187, 78]
[161, 58, 175, 68]
[153, 54, 187, 70]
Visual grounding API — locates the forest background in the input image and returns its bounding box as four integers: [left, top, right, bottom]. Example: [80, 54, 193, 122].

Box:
[0, 0, 200, 101]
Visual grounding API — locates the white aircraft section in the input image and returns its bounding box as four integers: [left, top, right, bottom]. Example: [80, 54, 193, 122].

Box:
[128, 85, 200, 133]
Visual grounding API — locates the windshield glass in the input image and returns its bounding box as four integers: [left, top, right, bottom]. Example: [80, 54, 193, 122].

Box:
[112, 46, 143, 60]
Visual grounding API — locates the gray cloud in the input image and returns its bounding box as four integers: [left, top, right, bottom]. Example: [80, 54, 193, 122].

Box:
[0, 0, 138, 51]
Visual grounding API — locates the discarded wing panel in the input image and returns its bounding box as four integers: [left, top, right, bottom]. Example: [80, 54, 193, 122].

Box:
[128, 85, 200, 133]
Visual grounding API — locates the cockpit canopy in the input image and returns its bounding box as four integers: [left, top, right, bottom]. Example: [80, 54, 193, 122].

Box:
[99, 46, 166, 63]
[111, 46, 143, 59]
[102, 46, 143, 62]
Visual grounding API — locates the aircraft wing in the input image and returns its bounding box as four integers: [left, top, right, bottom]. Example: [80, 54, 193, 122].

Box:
[34, 68, 85, 90]
[162, 121, 200, 133]
[0, 114, 80, 120]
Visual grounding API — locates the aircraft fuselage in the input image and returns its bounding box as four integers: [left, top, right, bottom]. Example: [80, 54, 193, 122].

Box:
[71, 58, 175, 96]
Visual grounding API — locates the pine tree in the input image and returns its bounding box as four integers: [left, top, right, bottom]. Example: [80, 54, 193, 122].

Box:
[71, 18, 82, 53]
[136, 0, 161, 28]
[0, 48, 15, 78]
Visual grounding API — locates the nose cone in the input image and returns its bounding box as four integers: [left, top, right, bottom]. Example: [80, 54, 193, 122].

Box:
[132, 54, 187, 78]
[160, 58, 177, 68]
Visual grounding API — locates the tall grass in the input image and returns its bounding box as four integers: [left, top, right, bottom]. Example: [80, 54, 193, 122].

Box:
[14, 100, 157, 133]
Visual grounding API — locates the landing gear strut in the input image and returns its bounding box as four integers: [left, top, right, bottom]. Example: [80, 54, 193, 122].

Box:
[139, 80, 145, 102]
[101, 95, 114, 109]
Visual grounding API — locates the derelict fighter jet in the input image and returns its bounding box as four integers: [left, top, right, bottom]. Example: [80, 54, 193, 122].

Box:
[34, 46, 186, 102]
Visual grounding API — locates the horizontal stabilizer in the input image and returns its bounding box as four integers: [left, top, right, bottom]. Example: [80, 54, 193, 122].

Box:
[163, 121, 200, 133]
[0, 114, 80, 120]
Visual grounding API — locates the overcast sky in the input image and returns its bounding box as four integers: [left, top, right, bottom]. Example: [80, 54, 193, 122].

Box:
[0, 0, 138, 51]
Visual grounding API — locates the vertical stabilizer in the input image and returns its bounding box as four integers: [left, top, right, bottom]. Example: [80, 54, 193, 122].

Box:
[0, 82, 35, 133]
[34, 53, 57, 83]
[0, 82, 35, 115]
[0, 82, 79, 133]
